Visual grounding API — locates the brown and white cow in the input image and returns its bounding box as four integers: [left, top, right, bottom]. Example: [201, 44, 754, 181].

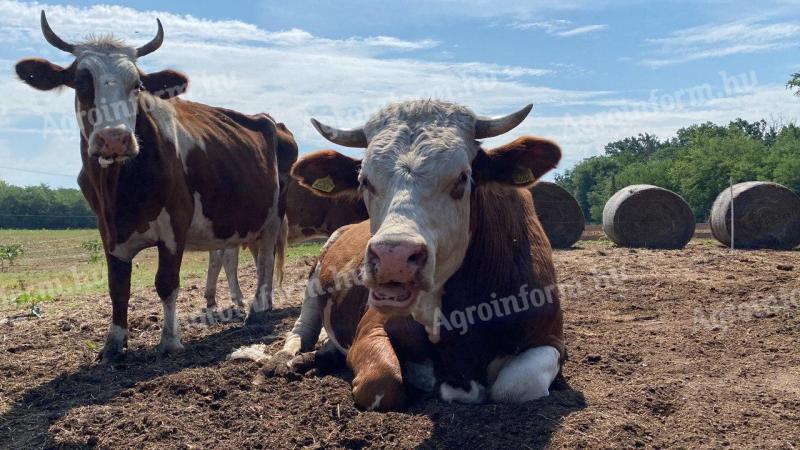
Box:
[15, 12, 297, 362]
[204, 177, 368, 309]
[264, 100, 565, 411]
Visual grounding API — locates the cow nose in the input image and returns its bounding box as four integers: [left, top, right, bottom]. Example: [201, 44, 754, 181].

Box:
[95, 128, 133, 158]
[367, 242, 428, 284]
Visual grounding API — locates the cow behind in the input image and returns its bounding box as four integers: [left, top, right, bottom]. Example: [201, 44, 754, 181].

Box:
[15, 12, 297, 362]
[204, 177, 368, 310]
[263, 100, 564, 411]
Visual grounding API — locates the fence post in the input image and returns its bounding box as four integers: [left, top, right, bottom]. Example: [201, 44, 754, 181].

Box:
[730, 177, 735, 250]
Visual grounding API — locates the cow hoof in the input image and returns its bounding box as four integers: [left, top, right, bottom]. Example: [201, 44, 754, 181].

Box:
[352, 374, 406, 412]
[156, 341, 185, 356]
[245, 309, 271, 327]
[203, 307, 220, 325]
[261, 351, 303, 380]
[98, 346, 125, 364]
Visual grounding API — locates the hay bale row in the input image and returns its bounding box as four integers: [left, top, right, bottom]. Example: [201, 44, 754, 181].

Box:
[602, 184, 695, 249]
[710, 181, 800, 249]
[530, 182, 585, 248]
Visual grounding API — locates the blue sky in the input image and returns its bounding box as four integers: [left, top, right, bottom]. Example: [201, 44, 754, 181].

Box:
[2, 0, 800, 188]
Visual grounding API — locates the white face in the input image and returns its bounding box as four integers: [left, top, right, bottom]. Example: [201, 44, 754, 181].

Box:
[360, 108, 480, 316]
[73, 45, 143, 162]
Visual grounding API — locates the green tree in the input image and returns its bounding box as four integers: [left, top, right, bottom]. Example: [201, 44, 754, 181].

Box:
[0, 180, 95, 229]
[556, 119, 799, 224]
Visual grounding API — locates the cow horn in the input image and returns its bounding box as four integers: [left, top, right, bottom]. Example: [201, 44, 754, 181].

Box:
[40, 10, 75, 54]
[310, 118, 368, 148]
[474, 104, 533, 139]
[135, 18, 164, 58]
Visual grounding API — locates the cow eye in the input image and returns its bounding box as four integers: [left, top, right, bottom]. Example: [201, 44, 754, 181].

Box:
[451, 172, 469, 200]
[75, 70, 94, 98]
[359, 177, 374, 194]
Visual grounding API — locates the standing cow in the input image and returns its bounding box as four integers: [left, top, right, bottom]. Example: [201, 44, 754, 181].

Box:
[204, 177, 368, 310]
[265, 100, 565, 411]
[15, 12, 297, 362]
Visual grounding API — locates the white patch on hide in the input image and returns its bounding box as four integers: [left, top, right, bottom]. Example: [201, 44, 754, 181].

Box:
[110, 208, 175, 261]
[367, 393, 385, 411]
[440, 380, 487, 404]
[490, 346, 560, 403]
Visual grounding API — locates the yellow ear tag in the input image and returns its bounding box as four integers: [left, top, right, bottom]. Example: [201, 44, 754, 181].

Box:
[512, 166, 535, 184]
[312, 176, 336, 193]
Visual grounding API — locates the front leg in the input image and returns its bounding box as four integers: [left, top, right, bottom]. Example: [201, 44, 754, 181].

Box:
[101, 254, 132, 363]
[155, 242, 185, 355]
[262, 263, 326, 377]
[347, 308, 407, 412]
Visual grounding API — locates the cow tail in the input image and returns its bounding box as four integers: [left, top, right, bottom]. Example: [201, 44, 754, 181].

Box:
[273, 214, 289, 286]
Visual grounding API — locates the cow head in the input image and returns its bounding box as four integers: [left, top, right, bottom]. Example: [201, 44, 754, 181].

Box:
[15, 11, 188, 167]
[294, 100, 560, 339]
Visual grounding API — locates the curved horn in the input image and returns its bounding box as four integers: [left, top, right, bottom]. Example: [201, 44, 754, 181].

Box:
[474, 103, 533, 139]
[40, 10, 75, 54]
[310, 118, 368, 148]
[135, 18, 164, 58]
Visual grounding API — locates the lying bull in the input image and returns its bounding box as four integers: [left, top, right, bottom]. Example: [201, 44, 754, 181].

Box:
[265, 100, 565, 411]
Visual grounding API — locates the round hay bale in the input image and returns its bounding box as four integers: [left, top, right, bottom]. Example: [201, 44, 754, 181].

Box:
[710, 181, 800, 249]
[530, 182, 585, 248]
[602, 184, 695, 249]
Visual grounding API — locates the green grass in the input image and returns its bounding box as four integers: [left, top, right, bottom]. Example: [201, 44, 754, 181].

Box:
[0, 229, 322, 310]
[286, 241, 325, 259]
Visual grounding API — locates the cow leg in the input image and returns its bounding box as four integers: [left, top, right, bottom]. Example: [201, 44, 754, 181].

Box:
[348, 309, 407, 412]
[262, 263, 325, 376]
[204, 249, 224, 309]
[100, 254, 132, 363]
[155, 243, 185, 355]
[489, 346, 560, 403]
[246, 215, 281, 326]
[221, 247, 245, 308]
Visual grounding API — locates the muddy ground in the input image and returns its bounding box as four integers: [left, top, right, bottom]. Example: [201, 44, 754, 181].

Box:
[0, 241, 798, 449]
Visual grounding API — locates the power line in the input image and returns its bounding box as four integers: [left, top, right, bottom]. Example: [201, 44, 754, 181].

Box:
[0, 165, 76, 178]
[0, 214, 94, 218]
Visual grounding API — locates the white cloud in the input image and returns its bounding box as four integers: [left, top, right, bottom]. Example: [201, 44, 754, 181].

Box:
[0, 1, 579, 186]
[0, 2, 440, 56]
[1, 1, 798, 189]
[556, 24, 608, 37]
[642, 20, 800, 67]
[530, 83, 800, 176]
[510, 20, 608, 37]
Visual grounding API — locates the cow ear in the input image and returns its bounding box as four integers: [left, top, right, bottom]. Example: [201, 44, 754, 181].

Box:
[472, 136, 561, 187]
[291, 150, 361, 197]
[141, 70, 189, 99]
[16, 58, 75, 91]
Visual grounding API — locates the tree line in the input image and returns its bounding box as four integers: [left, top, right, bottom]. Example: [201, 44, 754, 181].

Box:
[1, 117, 799, 229]
[0, 181, 96, 229]
[555, 119, 800, 224]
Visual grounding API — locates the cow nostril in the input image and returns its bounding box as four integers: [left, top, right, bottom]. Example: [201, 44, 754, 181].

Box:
[367, 246, 380, 269]
[121, 135, 130, 145]
[408, 247, 428, 267]
[95, 136, 106, 147]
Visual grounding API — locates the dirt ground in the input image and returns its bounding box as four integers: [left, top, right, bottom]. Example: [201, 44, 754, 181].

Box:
[0, 241, 798, 449]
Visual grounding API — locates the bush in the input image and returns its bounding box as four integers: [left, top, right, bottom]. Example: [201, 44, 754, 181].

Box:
[81, 240, 104, 263]
[0, 244, 24, 271]
[556, 120, 798, 223]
